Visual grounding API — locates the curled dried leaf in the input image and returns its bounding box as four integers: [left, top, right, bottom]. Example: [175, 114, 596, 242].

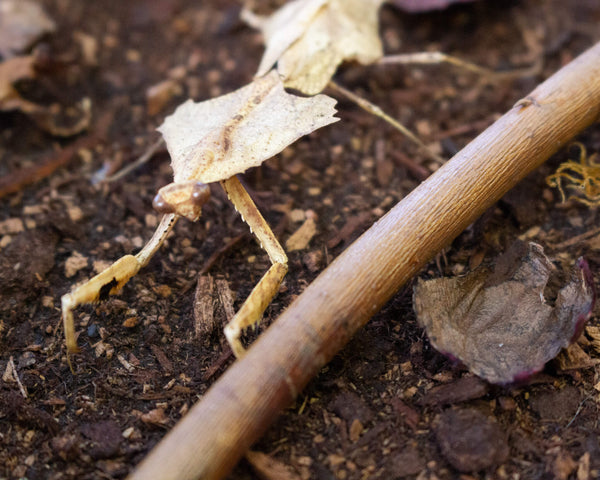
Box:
[0, 57, 92, 136]
[414, 242, 595, 384]
[0, 0, 55, 58]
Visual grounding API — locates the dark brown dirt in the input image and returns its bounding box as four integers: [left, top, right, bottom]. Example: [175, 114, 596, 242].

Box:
[1, 1, 600, 479]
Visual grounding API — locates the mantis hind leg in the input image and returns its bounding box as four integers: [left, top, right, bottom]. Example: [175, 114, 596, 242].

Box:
[220, 176, 288, 358]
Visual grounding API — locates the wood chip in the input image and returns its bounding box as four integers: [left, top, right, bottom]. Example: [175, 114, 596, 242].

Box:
[93, 340, 114, 359]
[64, 251, 88, 278]
[389, 397, 419, 431]
[349, 418, 363, 442]
[153, 284, 172, 298]
[578, 452, 591, 480]
[117, 354, 135, 372]
[585, 325, 600, 355]
[0, 217, 24, 235]
[216, 278, 236, 323]
[553, 451, 578, 480]
[2, 356, 27, 398]
[286, 217, 317, 251]
[140, 408, 169, 427]
[555, 343, 599, 371]
[67, 206, 84, 222]
[150, 344, 173, 375]
[418, 376, 489, 406]
[122, 317, 139, 328]
[193, 275, 216, 337]
[327, 212, 370, 249]
[146, 79, 182, 116]
[245, 451, 301, 480]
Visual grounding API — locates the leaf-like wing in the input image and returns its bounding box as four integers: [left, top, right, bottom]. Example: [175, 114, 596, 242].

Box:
[247, 0, 384, 95]
[244, 0, 329, 79]
[157, 70, 339, 184]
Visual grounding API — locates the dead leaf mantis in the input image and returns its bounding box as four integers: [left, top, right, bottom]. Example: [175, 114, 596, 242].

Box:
[61, 71, 338, 360]
[62, 0, 536, 363]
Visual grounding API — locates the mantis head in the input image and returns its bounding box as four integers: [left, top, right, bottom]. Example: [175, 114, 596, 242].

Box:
[153, 180, 210, 221]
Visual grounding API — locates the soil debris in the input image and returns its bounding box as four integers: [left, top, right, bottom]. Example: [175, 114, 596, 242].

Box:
[529, 385, 581, 422]
[0, 0, 55, 58]
[434, 408, 509, 473]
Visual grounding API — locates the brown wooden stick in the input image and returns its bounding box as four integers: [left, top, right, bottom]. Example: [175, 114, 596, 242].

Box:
[128, 42, 600, 480]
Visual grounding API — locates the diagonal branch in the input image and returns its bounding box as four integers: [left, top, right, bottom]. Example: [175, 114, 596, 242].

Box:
[128, 41, 600, 480]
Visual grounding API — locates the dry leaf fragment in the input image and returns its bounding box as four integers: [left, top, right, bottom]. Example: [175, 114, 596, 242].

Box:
[146, 78, 182, 116]
[157, 70, 339, 185]
[0, 55, 36, 108]
[244, 0, 384, 95]
[586, 325, 600, 355]
[0, 0, 55, 58]
[0, 55, 92, 136]
[555, 342, 599, 372]
[0, 217, 25, 235]
[414, 242, 596, 384]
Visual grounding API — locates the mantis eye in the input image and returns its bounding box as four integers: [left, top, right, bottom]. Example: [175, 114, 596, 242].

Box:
[191, 182, 211, 205]
[153, 181, 210, 221]
[152, 193, 173, 214]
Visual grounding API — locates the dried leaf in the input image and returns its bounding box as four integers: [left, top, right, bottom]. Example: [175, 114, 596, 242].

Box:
[0, 57, 92, 136]
[555, 342, 599, 372]
[244, 0, 384, 95]
[157, 70, 338, 184]
[586, 325, 600, 355]
[0, 0, 55, 58]
[414, 242, 596, 384]
[0, 55, 36, 107]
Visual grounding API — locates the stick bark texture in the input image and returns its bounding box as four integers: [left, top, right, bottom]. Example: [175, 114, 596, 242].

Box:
[129, 41, 600, 480]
